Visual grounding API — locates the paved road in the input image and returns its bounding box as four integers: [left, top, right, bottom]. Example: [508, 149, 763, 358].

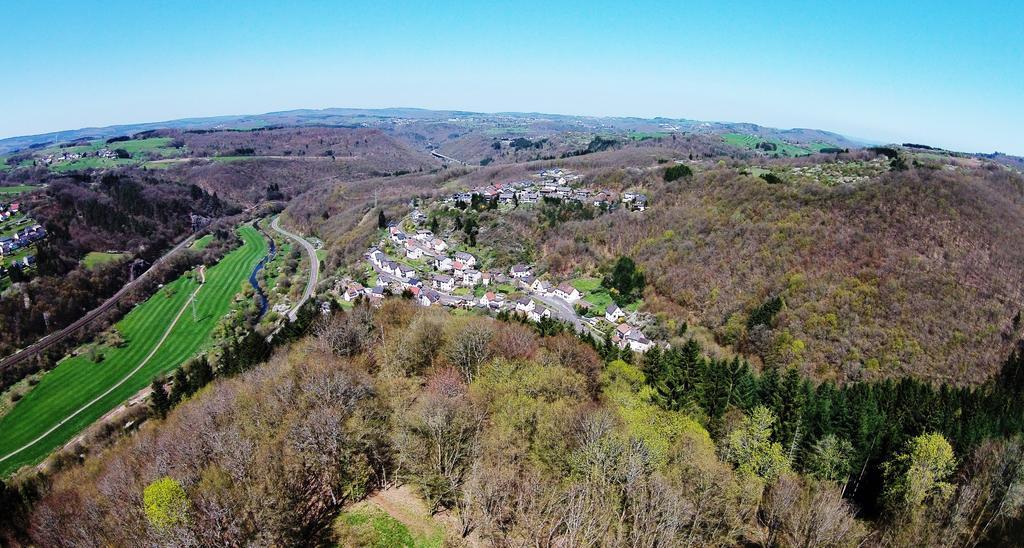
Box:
[0, 266, 206, 467]
[270, 216, 319, 321]
[530, 292, 602, 337]
[0, 233, 198, 372]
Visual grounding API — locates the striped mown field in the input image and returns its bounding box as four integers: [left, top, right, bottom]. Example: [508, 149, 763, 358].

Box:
[0, 225, 266, 476]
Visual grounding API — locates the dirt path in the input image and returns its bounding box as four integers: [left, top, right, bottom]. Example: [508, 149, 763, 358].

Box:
[0, 266, 205, 465]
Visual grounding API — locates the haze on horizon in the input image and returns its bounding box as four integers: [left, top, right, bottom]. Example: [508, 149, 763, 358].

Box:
[2, 1, 1022, 155]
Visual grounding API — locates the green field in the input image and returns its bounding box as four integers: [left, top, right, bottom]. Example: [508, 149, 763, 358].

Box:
[0, 225, 266, 476]
[571, 277, 613, 311]
[82, 251, 127, 269]
[0, 185, 39, 195]
[190, 234, 213, 250]
[628, 131, 669, 141]
[35, 137, 184, 173]
[721, 133, 828, 157]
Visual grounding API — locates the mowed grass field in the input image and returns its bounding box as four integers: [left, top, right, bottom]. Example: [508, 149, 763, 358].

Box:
[0, 225, 266, 476]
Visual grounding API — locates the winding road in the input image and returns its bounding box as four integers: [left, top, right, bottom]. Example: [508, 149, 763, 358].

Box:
[270, 216, 319, 321]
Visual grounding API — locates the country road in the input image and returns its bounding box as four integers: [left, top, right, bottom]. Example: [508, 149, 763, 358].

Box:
[0, 233, 198, 372]
[270, 216, 319, 321]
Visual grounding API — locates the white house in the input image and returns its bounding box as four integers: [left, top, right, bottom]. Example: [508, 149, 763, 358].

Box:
[428, 238, 448, 253]
[419, 289, 442, 307]
[343, 282, 365, 302]
[432, 274, 455, 292]
[510, 264, 532, 279]
[605, 303, 624, 323]
[462, 269, 482, 286]
[613, 323, 653, 353]
[531, 279, 553, 295]
[396, 264, 416, 280]
[454, 251, 477, 267]
[479, 291, 501, 307]
[554, 283, 582, 302]
[515, 297, 535, 313]
[527, 306, 552, 323]
[434, 256, 454, 272]
[405, 241, 424, 260]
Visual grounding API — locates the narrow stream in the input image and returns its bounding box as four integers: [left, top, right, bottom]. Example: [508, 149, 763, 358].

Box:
[249, 229, 277, 319]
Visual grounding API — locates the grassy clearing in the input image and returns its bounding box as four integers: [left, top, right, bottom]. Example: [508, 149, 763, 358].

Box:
[190, 234, 213, 251]
[334, 487, 446, 548]
[0, 185, 39, 195]
[0, 225, 266, 476]
[82, 251, 127, 269]
[571, 276, 613, 311]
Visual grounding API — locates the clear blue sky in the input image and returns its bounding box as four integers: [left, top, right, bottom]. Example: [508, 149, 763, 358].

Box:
[2, 1, 1022, 153]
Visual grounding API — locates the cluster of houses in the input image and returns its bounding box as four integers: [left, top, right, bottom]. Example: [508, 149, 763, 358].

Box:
[446, 168, 648, 213]
[335, 183, 656, 352]
[0, 202, 44, 262]
[0, 223, 45, 257]
[33, 147, 121, 167]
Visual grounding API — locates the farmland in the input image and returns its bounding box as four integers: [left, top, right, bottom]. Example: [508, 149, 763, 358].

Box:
[721, 132, 833, 156]
[0, 224, 266, 476]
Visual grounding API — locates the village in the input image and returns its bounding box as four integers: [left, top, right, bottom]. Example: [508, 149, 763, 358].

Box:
[447, 168, 648, 212]
[0, 200, 45, 279]
[333, 168, 655, 353]
[33, 147, 122, 167]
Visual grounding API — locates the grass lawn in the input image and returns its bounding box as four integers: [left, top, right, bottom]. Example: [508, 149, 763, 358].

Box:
[1, 245, 36, 270]
[571, 277, 613, 310]
[190, 234, 214, 251]
[0, 213, 31, 238]
[335, 504, 443, 548]
[0, 185, 39, 195]
[82, 251, 127, 269]
[0, 225, 266, 476]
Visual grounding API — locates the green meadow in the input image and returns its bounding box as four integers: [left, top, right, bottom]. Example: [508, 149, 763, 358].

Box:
[0, 225, 266, 476]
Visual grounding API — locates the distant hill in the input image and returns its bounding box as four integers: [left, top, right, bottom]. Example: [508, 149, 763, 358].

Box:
[0, 107, 870, 155]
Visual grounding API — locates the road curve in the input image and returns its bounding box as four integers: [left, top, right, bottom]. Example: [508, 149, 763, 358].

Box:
[270, 216, 319, 321]
[0, 266, 206, 466]
[0, 233, 198, 372]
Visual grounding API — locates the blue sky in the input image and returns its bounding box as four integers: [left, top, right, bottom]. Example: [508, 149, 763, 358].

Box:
[2, 1, 1022, 153]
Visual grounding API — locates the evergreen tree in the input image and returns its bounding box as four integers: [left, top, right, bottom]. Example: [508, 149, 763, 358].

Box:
[149, 378, 170, 418]
[377, 209, 387, 229]
[169, 367, 190, 405]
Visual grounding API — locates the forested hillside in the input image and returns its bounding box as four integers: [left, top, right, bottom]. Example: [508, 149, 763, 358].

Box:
[9, 303, 1024, 546]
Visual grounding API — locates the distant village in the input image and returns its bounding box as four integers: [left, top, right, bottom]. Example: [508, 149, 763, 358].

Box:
[447, 168, 647, 212]
[0, 200, 45, 277]
[334, 168, 655, 353]
[34, 147, 122, 167]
